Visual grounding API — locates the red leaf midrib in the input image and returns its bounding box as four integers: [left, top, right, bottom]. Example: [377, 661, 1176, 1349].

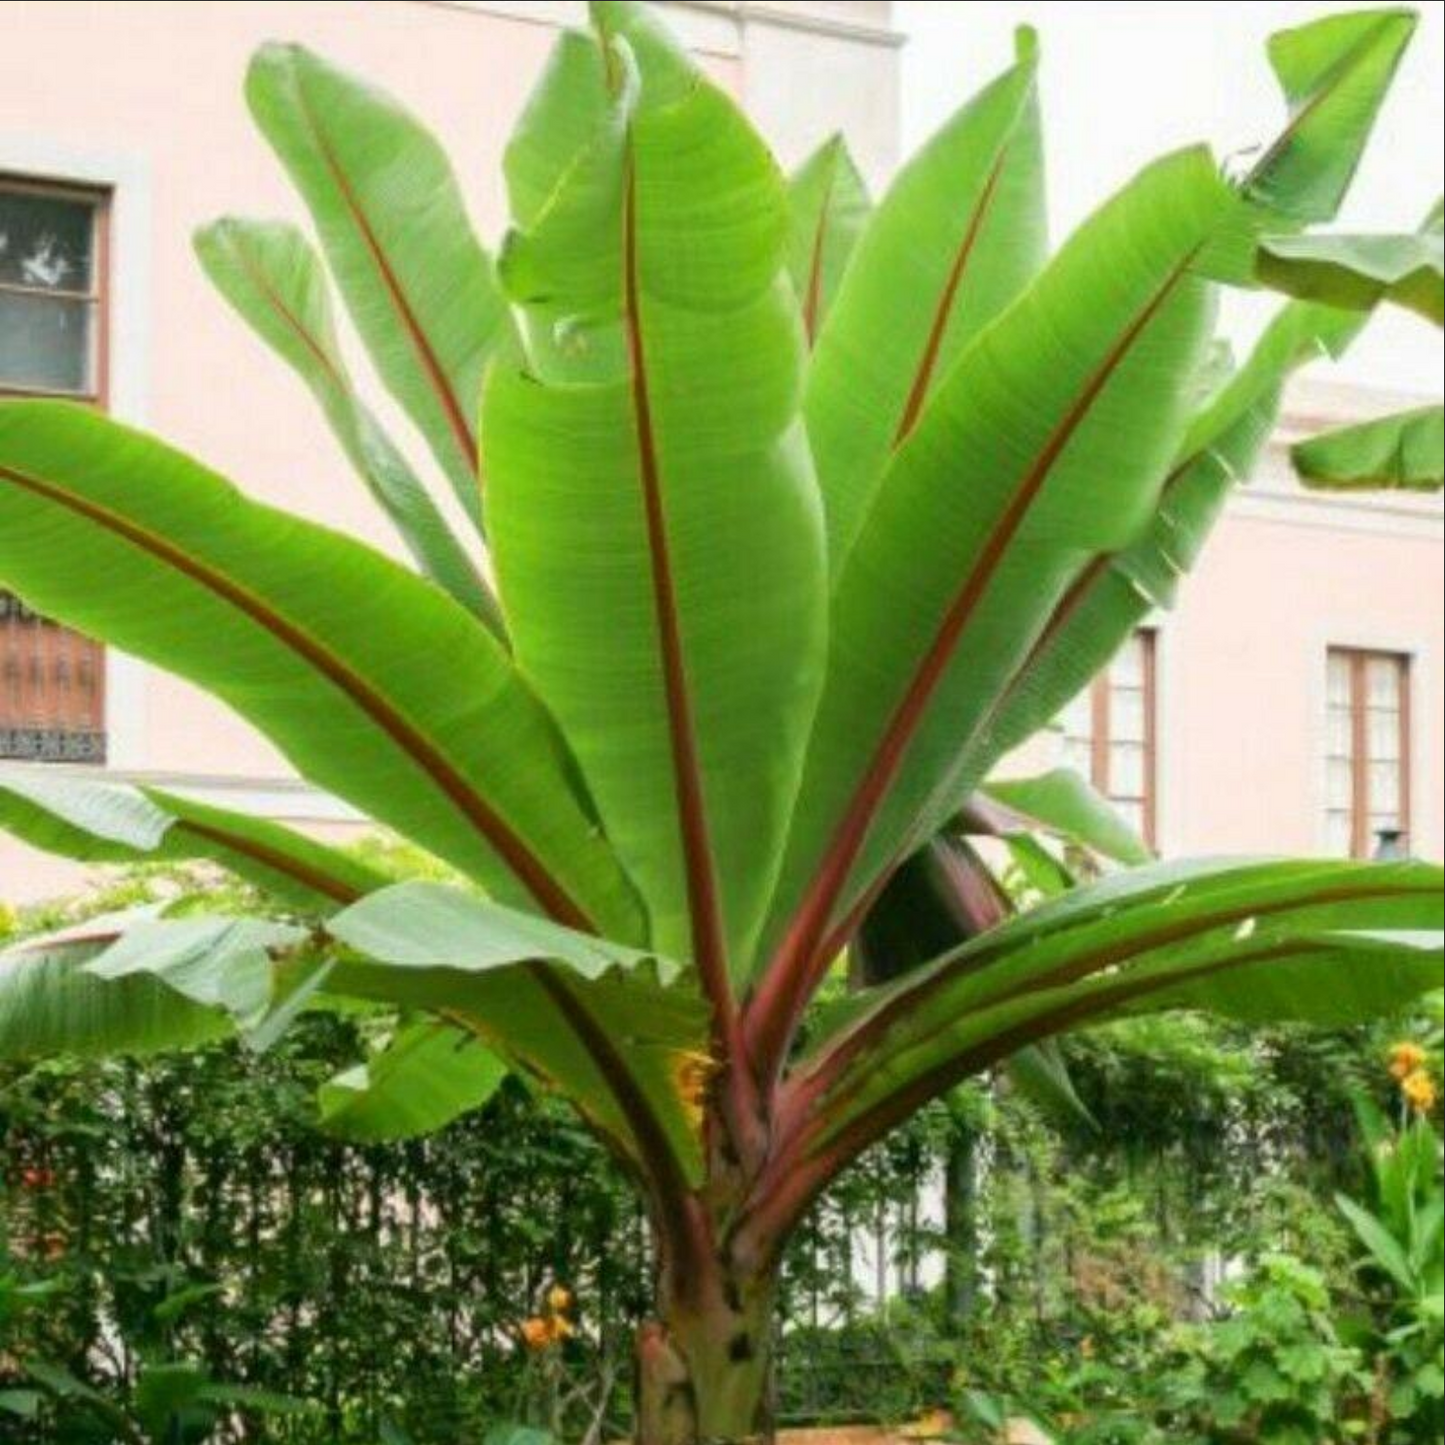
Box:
[172, 816, 364, 907]
[621, 157, 733, 1018]
[223, 228, 348, 394]
[748, 250, 1201, 1078]
[292, 75, 480, 480]
[808, 875, 1436, 1104]
[801, 162, 836, 347]
[0, 460, 590, 931]
[891, 146, 1011, 447]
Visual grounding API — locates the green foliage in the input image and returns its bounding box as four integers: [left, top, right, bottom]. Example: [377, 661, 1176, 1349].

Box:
[3, 911, 1441, 1441]
[0, 4, 1441, 1426]
[1335, 1102, 1445, 1442]
[1163, 1254, 1371, 1443]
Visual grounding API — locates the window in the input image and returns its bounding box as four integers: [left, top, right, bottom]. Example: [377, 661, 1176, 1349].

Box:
[0, 177, 108, 400]
[1059, 629, 1157, 845]
[0, 176, 110, 762]
[1325, 648, 1410, 858]
[0, 594, 106, 763]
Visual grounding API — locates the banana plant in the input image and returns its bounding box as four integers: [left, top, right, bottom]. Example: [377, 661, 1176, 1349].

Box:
[0, 6, 1442, 1441]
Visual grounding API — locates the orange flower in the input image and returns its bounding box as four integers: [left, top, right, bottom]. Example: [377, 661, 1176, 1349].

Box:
[546, 1283, 573, 1315]
[1401, 1068, 1438, 1115]
[519, 1316, 555, 1350]
[1389, 1041, 1427, 1081]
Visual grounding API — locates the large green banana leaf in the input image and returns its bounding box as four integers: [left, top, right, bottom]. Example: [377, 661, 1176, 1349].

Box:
[1258, 220, 1444, 327]
[317, 1019, 508, 1142]
[805, 28, 1046, 571]
[0, 403, 641, 940]
[979, 769, 1152, 867]
[755, 147, 1234, 1004]
[1292, 405, 1445, 492]
[973, 298, 1367, 786]
[0, 766, 387, 913]
[802, 857, 1443, 1160]
[194, 218, 499, 627]
[501, 27, 626, 384]
[83, 915, 315, 1043]
[246, 43, 514, 523]
[786, 134, 872, 344]
[485, 12, 826, 980]
[328, 881, 708, 1185]
[1245, 9, 1418, 224]
[0, 922, 229, 1059]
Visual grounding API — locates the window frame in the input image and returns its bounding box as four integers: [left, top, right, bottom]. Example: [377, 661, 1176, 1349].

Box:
[0, 172, 111, 405]
[1325, 646, 1412, 858]
[1061, 627, 1159, 848]
[0, 173, 111, 763]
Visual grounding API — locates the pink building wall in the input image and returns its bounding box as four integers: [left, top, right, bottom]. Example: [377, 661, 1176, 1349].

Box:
[1159, 455, 1443, 861]
[0, 1, 1440, 908]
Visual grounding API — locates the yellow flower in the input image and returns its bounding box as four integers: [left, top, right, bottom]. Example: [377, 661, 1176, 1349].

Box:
[1389, 1041, 1427, 1081]
[519, 1316, 555, 1351]
[670, 1049, 718, 1131]
[546, 1283, 573, 1316]
[549, 1313, 575, 1340]
[1401, 1068, 1437, 1115]
[900, 1409, 953, 1440]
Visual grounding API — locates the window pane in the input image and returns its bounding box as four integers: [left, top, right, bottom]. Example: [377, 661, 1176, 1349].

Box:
[1327, 652, 1353, 704]
[0, 291, 95, 393]
[1058, 689, 1092, 743]
[1326, 707, 1353, 757]
[1369, 760, 1400, 814]
[1366, 657, 1402, 707]
[1062, 737, 1093, 778]
[0, 190, 96, 291]
[1114, 799, 1145, 834]
[1327, 757, 1354, 808]
[1110, 687, 1146, 742]
[1110, 741, 1145, 797]
[1112, 634, 1146, 686]
[1367, 708, 1401, 762]
[1325, 811, 1354, 857]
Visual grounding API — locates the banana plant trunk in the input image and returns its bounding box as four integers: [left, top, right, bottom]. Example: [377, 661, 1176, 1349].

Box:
[635, 1169, 779, 1444]
[636, 1296, 776, 1443]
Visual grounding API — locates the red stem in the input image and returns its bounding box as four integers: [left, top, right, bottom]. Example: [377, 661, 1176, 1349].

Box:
[744, 939, 1330, 1255]
[798, 874, 1432, 1122]
[745, 253, 1200, 1086]
[620, 155, 760, 1148]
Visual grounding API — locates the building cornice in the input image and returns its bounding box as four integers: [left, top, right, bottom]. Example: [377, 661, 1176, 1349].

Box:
[421, 1, 903, 58]
[1236, 374, 1445, 538]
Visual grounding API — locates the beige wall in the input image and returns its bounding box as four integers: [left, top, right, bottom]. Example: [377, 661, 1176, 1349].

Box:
[1157, 382, 1443, 863]
[1, 1, 1440, 909]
